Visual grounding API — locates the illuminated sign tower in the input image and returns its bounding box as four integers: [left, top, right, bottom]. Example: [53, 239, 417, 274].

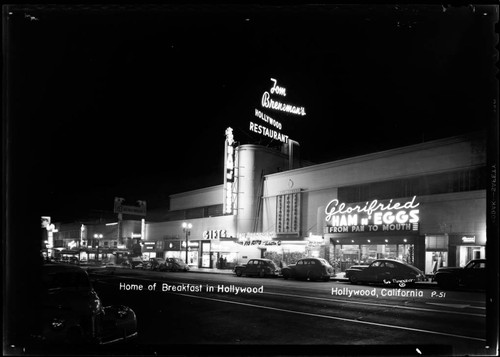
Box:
[223, 127, 238, 215]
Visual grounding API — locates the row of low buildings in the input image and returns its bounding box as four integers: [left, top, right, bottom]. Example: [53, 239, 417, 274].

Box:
[46, 131, 488, 275]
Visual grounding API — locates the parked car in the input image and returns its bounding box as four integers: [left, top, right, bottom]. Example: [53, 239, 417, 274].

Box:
[345, 259, 425, 287]
[433, 259, 486, 289]
[128, 257, 145, 269]
[234, 259, 281, 278]
[32, 263, 137, 346]
[281, 258, 334, 281]
[144, 258, 166, 271]
[159, 258, 190, 272]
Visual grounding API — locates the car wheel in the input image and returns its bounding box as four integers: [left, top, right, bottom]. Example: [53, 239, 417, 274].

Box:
[349, 275, 359, 284]
[282, 271, 290, 280]
[323, 276, 330, 282]
[236, 270, 242, 277]
[259, 270, 265, 278]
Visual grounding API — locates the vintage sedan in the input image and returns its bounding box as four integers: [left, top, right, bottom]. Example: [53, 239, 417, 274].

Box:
[144, 257, 166, 271]
[159, 258, 190, 272]
[345, 259, 425, 287]
[32, 264, 137, 346]
[433, 259, 486, 289]
[234, 259, 281, 278]
[281, 258, 334, 281]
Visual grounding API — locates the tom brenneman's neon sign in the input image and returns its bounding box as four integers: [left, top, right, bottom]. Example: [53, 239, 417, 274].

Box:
[261, 78, 306, 116]
[249, 78, 306, 144]
[325, 196, 420, 233]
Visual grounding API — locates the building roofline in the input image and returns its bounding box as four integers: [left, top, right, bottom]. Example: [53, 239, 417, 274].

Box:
[264, 131, 486, 179]
[169, 184, 224, 199]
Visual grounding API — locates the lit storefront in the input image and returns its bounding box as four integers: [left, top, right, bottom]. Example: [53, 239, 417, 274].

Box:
[260, 133, 487, 274]
[324, 196, 422, 271]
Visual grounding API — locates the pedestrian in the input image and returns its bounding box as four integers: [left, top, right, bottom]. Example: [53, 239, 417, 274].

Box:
[223, 256, 227, 269]
[219, 256, 224, 269]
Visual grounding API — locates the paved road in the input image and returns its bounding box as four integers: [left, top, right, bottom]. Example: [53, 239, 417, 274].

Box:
[85, 267, 489, 355]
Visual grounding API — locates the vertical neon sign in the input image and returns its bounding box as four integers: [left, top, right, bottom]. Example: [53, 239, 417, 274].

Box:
[223, 127, 236, 214]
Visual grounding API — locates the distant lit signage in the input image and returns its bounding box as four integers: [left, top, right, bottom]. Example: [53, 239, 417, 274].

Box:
[249, 78, 307, 144]
[144, 242, 156, 250]
[462, 236, 476, 243]
[203, 230, 228, 240]
[42, 216, 55, 248]
[325, 196, 420, 233]
[114, 197, 147, 216]
[223, 128, 237, 215]
[131, 233, 142, 238]
[41, 216, 51, 229]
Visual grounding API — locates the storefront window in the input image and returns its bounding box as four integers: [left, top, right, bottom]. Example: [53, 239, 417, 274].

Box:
[425, 235, 449, 274]
[458, 246, 485, 267]
[334, 243, 416, 272]
[425, 251, 448, 274]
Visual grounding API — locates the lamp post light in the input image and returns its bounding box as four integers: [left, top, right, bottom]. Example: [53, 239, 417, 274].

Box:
[182, 222, 192, 264]
[94, 233, 103, 261]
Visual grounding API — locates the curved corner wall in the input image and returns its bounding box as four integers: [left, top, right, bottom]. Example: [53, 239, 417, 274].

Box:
[235, 145, 289, 234]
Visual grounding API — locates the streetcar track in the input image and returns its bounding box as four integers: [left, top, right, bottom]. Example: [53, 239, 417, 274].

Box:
[173, 292, 487, 343]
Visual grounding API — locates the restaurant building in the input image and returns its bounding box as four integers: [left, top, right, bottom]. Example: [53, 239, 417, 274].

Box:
[144, 131, 487, 274]
[260, 131, 487, 274]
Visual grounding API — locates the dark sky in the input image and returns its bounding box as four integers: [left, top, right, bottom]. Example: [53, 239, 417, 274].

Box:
[5, 4, 497, 222]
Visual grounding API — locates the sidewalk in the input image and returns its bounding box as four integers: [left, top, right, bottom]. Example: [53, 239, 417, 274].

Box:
[189, 266, 234, 275]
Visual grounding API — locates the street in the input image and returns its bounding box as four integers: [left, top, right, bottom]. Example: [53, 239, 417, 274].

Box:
[80, 268, 490, 355]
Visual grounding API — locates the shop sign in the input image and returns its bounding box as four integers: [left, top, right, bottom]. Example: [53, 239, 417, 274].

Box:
[166, 241, 181, 251]
[240, 240, 282, 247]
[143, 241, 156, 250]
[114, 197, 147, 216]
[307, 234, 324, 247]
[461, 236, 476, 243]
[203, 230, 228, 240]
[237, 232, 277, 241]
[325, 196, 420, 233]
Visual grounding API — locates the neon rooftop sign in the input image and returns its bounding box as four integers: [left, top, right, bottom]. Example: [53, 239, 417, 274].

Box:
[261, 78, 306, 116]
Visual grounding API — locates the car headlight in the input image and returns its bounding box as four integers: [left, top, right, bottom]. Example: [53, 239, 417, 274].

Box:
[51, 318, 65, 331]
[115, 306, 130, 319]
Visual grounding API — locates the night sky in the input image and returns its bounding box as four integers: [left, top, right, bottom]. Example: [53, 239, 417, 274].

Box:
[5, 4, 497, 222]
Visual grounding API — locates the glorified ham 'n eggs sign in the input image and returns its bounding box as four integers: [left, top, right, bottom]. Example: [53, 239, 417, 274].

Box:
[324, 196, 420, 233]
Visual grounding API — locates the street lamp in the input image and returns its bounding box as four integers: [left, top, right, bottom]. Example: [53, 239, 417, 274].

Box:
[182, 222, 192, 264]
[94, 233, 103, 261]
